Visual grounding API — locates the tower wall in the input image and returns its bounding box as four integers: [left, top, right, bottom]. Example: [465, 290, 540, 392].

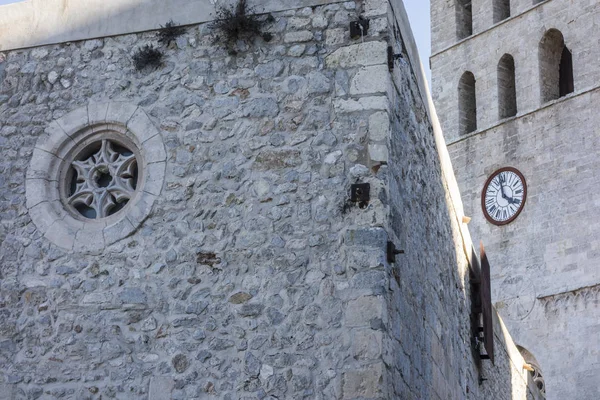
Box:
[431, 0, 600, 398]
[0, 0, 541, 399]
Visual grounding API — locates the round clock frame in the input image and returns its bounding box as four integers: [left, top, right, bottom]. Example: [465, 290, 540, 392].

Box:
[481, 167, 527, 226]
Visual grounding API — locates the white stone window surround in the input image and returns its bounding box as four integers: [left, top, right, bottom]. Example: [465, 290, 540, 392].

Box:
[25, 103, 166, 252]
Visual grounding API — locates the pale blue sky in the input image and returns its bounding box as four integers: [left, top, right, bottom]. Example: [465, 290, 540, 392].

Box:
[404, 0, 432, 83]
[0, 0, 432, 78]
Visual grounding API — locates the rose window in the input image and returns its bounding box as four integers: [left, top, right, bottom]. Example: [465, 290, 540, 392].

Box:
[67, 139, 138, 219]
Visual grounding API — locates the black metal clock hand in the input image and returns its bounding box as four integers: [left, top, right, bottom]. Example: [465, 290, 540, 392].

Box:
[498, 174, 508, 199]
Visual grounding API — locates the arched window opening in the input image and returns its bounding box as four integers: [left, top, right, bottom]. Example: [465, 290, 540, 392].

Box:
[559, 46, 574, 97]
[455, 0, 473, 40]
[458, 72, 477, 135]
[498, 54, 517, 119]
[517, 346, 546, 398]
[493, 0, 510, 23]
[539, 29, 574, 103]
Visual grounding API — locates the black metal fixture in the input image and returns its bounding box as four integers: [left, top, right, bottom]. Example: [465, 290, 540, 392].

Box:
[350, 183, 370, 208]
[387, 241, 404, 263]
[349, 17, 370, 39]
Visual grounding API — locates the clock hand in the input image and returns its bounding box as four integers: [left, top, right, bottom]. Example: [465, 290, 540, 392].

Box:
[498, 174, 508, 199]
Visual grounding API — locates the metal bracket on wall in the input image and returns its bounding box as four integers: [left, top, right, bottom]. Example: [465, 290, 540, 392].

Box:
[387, 241, 404, 263]
[349, 17, 370, 39]
[350, 183, 370, 208]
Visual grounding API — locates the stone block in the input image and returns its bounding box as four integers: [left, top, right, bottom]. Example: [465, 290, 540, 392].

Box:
[126, 192, 156, 227]
[350, 64, 389, 95]
[104, 218, 135, 246]
[369, 111, 390, 141]
[344, 295, 383, 327]
[56, 105, 89, 135]
[342, 363, 384, 399]
[369, 143, 389, 162]
[44, 219, 77, 250]
[325, 41, 387, 68]
[25, 178, 58, 209]
[325, 28, 346, 46]
[87, 102, 109, 124]
[35, 120, 72, 154]
[352, 329, 383, 360]
[28, 202, 60, 236]
[0, 384, 14, 400]
[363, 0, 388, 17]
[284, 30, 314, 43]
[127, 107, 160, 143]
[333, 96, 388, 113]
[344, 228, 387, 248]
[254, 149, 302, 170]
[27, 148, 62, 181]
[106, 102, 138, 125]
[144, 161, 166, 196]
[149, 377, 174, 400]
[142, 135, 167, 164]
[73, 226, 105, 252]
[241, 97, 280, 118]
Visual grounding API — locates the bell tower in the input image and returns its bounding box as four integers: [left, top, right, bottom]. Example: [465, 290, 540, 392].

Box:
[430, 1, 600, 399]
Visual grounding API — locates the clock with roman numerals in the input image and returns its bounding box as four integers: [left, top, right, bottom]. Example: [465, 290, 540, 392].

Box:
[482, 167, 527, 226]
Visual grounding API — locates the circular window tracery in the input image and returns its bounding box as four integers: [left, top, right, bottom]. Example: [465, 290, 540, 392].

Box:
[26, 102, 166, 252]
[66, 139, 139, 219]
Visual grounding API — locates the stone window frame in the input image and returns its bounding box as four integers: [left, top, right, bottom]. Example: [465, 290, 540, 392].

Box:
[539, 28, 574, 103]
[26, 102, 166, 252]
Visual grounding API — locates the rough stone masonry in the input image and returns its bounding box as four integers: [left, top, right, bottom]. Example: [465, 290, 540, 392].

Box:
[0, 0, 541, 399]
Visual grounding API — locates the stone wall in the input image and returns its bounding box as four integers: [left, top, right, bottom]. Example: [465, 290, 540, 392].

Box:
[0, 0, 541, 399]
[448, 90, 600, 399]
[384, 3, 540, 399]
[431, 0, 600, 142]
[431, 0, 600, 399]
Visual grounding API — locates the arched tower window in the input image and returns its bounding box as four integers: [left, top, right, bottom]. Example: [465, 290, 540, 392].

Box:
[455, 0, 473, 40]
[539, 29, 574, 103]
[458, 71, 477, 135]
[493, 0, 510, 23]
[517, 346, 546, 398]
[498, 54, 517, 119]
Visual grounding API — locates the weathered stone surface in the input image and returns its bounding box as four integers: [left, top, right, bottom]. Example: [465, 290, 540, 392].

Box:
[325, 41, 387, 68]
[172, 354, 189, 373]
[432, 0, 600, 398]
[342, 363, 384, 399]
[0, 2, 541, 400]
[229, 292, 253, 304]
[254, 149, 302, 170]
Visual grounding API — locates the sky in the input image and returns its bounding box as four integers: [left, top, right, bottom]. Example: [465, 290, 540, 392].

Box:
[0, 0, 432, 79]
[403, 0, 432, 83]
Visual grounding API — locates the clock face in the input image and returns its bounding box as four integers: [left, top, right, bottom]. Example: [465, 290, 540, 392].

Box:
[482, 167, 527, 225]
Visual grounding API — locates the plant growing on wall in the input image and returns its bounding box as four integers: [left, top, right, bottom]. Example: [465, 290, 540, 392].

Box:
[132, 45, 164, 71]
[212, 0, 273, 53]
[158, 20, 187, 45]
